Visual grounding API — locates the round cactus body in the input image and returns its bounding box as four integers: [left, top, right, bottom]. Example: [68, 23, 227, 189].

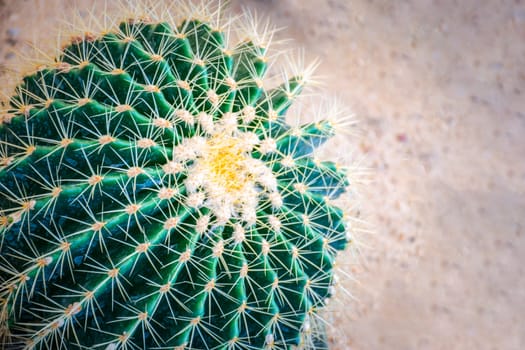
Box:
[0, 5, 351, 350]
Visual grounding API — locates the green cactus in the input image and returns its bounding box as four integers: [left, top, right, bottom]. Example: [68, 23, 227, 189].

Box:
[0, 3, 352, 349]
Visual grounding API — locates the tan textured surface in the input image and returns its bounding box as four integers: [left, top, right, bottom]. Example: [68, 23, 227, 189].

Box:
[1, 1, 524, 349]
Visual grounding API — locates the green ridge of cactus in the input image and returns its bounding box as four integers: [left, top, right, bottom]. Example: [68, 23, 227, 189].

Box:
[0, 4, 353, 350]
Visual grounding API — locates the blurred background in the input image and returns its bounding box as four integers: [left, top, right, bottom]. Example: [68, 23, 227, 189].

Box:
[1, 0, 524, 349]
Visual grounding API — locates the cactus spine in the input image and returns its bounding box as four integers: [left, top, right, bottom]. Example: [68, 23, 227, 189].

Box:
[0, 2, 353, 349]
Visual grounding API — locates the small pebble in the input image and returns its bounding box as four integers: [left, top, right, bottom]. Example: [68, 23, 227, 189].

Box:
[6, 27, 20, 45]
[396, 133, 408, 142]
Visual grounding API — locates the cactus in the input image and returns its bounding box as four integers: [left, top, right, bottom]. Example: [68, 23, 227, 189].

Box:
[0, 2, 353, 349]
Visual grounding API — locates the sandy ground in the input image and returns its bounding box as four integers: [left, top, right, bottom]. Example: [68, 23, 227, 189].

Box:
[1, 1, 525, 349]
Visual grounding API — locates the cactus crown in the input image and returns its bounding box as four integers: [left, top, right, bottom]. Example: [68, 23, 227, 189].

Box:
[0, 2, 353, 349]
